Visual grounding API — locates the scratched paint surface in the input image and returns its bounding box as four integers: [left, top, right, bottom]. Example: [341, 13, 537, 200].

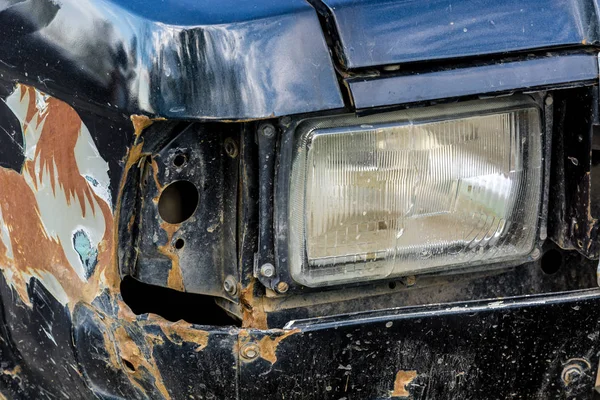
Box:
[1, 83, 598, 400]
[0, 84, 239, 399]
[0, 83, 307, 400]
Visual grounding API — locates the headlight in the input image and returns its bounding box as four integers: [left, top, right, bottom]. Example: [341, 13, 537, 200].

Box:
[286, 96, 543, 287]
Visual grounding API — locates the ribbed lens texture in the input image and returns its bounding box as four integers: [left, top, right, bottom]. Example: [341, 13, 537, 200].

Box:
[291, 107, 542, 286]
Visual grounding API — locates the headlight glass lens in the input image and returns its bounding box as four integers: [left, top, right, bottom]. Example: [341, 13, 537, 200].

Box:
[288, 97, 543, 287]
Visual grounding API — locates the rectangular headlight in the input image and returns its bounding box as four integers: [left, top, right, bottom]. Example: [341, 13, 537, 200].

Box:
[287, 97, 543, 287]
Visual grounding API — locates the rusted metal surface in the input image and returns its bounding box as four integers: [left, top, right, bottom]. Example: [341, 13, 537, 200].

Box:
[549, 86, 600, 258]
[1, 79, 600, 398]
[0, 82, 305, 398]
[120, 120, 240, 299]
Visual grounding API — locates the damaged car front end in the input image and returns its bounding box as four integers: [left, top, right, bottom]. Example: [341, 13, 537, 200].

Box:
[2, 0, 600, 398]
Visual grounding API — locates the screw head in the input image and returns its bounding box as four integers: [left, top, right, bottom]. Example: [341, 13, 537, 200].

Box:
[260, 263, 275, 278]
[241, 343, 260, 360]
[261, 124, 275, 138]
[223, 276, 237, 295]
[545, 96, 554, 106]
[276, 281, 289, 293]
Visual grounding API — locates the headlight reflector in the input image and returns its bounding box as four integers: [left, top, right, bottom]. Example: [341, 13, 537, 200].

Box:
[288, 97, 543, 287]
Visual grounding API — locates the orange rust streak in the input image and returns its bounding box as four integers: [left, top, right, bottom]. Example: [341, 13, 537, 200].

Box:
[159, 221, 185, 292]
[124, 142, 145, 171]
[240, 280, 268, 330]
[0, 168, 81, 305]
[150, 158, 163, 191]
[113, 326, 171, 399]
[159, 320, 209, 351]
[166, 260, 185, 292]
[130, 115, 155, 138]
[257, 329, 300, 364]
[392, 370, 417, 398]
[34, 98, 96, 217]
[130, 115, 166, 139]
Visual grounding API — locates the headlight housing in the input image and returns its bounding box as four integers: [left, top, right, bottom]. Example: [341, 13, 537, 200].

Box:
[284, 96, 544, 287]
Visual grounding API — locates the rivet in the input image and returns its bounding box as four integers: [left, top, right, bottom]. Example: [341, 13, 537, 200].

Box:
[241, 343, 260, 360]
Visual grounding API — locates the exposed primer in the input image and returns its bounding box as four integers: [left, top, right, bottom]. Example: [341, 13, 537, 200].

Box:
[391, 370, 417, 397]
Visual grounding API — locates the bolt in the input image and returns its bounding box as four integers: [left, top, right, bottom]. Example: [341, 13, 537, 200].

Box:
[260, 263, 275, 278]
[531, 248, 541, 260]
[261, 124, 275, 138]
[223, 276, 237, 295]
[240, 343, 260, 360]
[545, 96, 554, 106]
[224, 138, 238, 158]
[276, 281, 289, 293]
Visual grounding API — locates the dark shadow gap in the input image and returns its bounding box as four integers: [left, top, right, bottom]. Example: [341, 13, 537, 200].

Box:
[120, 276, 241, 327]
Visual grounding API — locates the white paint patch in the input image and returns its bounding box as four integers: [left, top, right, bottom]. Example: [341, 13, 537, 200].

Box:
[22, 160, 105, 281]
[4, 88, 47, 162]
[8, 84, 110, 282]
[29, 270, 70, 306]
[0, 207, 13, 260]
[74, 123, 112, 207]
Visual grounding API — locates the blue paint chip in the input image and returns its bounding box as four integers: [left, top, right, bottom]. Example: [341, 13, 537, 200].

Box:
[72, 230, 98, 279]
[85, 175, 99, 187]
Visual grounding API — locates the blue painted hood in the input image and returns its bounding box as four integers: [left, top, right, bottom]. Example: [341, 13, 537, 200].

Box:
[0, 0, 344, 119]
[322, 0, 600, 68]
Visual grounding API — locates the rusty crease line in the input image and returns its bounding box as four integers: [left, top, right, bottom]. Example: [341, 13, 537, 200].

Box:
[240, 280, 268, 330]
